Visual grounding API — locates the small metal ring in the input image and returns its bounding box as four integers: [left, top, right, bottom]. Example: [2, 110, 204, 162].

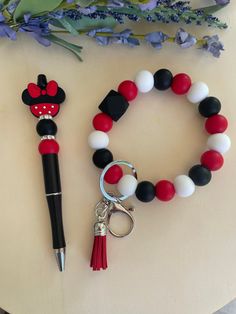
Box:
[99, 160, 138, 203]
[107, 203, 134, 238]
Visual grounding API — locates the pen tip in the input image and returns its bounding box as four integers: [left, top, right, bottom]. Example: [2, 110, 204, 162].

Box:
[54, 247, 66, 272]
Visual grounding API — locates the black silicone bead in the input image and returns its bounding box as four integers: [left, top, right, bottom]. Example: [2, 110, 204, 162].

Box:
[36, 119, 57, 136]
[188, 165, 212, 186]
[198, 97, 221, 117]
[135, 181, 156, 202]
[153, 69, 173, 91]
[98, 90, 129, 121]
[92, 149, 113, 169]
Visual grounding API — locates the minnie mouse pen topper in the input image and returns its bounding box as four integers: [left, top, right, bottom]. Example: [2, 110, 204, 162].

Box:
[22, 74, 66, 271]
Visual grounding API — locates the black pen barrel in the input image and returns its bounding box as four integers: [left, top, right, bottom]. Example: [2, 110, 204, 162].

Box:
[42, 154, 61, 194]
[42, 154, 66, 249]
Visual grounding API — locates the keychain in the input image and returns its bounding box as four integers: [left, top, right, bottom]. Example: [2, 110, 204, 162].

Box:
[90, 161, 136, 271]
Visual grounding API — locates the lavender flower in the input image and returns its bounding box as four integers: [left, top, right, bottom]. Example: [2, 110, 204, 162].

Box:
[62, 1, 227, 29]
[175, 28, 197, 48]
[145, 31, 168, 49]
[87, 28, 139, 47]
[0, 12, 4, 23]
[0, 0, 228, 60]
[49, 10, 64, 19]
[107, 1, 125, 7]
[215, 0, 230, 4]
[7, 1, 19, 14]
[23, 13, 31, 23]
[111, 29, 139, 47]
[202, 35, 224, 57]
[19, 16, 51, 46]
[77, 6, 97, 15]
[0, 12, 16, 40]
[0, 24, 17, 40]
[139, 0, 157, 10]
[87, 28, 113, 45]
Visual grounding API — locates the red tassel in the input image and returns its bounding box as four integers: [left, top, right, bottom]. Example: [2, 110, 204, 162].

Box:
[90, 222, 108, 271]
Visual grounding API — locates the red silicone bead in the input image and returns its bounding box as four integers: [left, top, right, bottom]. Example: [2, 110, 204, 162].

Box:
[171, 73, 192, 95]
[155, 180, 175, 201]
[38, 139, 59, 155]
[118, 80, 138, 101]
[93, 113, 113, 132]
[104, 165, 123, 184]
[205, 114, 228, 134]
[201, 150, 224, 171]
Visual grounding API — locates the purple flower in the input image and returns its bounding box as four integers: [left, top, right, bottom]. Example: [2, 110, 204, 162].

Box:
[87, 28, 113, 45]
[49, 10, 64, 19]
[7, 1, 19, 14]
[87, 28, 139, 47]
[19, 16, 51, 46]
[23, 13, 31, 23]
[202, 35, 224, 57]
[175, 28, 197, 48]
[111, 29, 139, 47]
[139, 0, 157, 10]
[107, 1, 125, 7]
[0, 12, 16, 40]
[0, 12, 5, 23]
[145, 31, 168, 49]
[215, 0, 230, 4]
[77, 6, 97, 15]
[31, 32, 51, 46]
[0, 24, 17, 40]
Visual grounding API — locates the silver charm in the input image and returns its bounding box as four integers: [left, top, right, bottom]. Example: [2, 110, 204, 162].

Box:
[94, 196, 134, 238]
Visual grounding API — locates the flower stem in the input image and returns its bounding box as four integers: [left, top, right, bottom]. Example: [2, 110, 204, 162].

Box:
[50, 30, 205, 45]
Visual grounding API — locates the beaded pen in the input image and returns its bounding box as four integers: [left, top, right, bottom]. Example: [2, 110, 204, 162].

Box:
[22, 74, 66, 271]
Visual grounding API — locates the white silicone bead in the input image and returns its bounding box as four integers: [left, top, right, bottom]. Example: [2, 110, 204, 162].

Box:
[134, 70, 154, 93]
[207, 133, 231, 154]
[174, 175, 195, 198]
[186, 82, 209, 104]
[117, 175, 138, 197]
[88, 130, 109, 149]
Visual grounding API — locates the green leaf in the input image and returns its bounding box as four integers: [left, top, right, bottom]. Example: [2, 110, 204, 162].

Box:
[128, 0, 150, 3]
[13, 0, 63, 21]
[2, 8, 12, 21]
[0, 0, 9, 5]
[47, 34, 83, 61]
[54, 17, 79, 36]
[194, 4, 228, 14]
[76, 0, 95, 7]
[50, 15, 117, 30]
[0, 0, 18, 7]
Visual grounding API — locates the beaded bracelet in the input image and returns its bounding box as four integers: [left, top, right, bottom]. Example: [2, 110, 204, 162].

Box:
[88, 68, 231, 271]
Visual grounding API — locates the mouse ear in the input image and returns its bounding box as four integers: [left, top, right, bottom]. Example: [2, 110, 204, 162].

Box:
[56, 87, 66, 104]
[22, 88, 32, 105]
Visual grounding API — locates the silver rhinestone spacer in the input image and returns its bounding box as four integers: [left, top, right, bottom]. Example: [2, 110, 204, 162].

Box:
[41, 135, 55, 141]
[39, 114, 53, 120]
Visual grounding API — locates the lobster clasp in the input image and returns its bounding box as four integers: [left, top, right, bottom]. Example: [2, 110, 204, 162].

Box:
[107, 201, 135, 238]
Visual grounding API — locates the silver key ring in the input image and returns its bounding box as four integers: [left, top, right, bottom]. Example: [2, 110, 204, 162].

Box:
[107, 201, 135, 238]
[99, 160, 138, 203]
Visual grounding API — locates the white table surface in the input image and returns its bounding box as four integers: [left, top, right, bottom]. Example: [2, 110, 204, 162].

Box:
[0, 2, 235, 314]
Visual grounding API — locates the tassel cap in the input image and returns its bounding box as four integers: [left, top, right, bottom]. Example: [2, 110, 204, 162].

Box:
[94, 222, 107, 236]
